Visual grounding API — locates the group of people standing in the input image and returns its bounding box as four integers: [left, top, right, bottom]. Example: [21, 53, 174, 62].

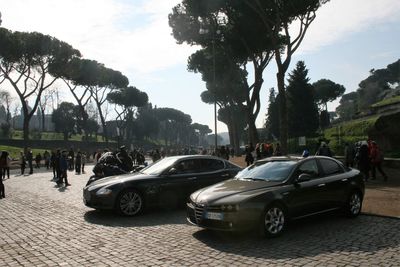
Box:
[345, 140, 388, 181]
[50, 149, 88, 186]
[244, 142, 282, 166]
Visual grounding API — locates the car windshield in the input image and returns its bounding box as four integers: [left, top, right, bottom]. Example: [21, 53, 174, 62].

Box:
[236, 161, 296, 182]
[140, 157, 178, 175]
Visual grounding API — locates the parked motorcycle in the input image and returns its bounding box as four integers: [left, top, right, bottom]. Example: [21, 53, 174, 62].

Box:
[85, 152, 146, 186]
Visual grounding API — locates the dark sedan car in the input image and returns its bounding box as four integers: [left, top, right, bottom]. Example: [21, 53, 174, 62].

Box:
[187, 156, 365, 237]
[83, 155, 241, 216]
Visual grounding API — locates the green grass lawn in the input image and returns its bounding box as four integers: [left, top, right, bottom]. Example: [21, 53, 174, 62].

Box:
[0, 145, 48, 160]
[11, 130, 109, 142]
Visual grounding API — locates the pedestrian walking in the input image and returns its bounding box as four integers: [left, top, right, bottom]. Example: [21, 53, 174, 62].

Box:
[75, 151, 82, 174]
[245, 145, 254, 166]
[370, 141, 388, 181]
[44, 150, 50, 169]
[357, 141, 370, 181]
[50, 151, 57, 179]
[20, 151, 26, 175]
[27, 148, 33, 174]
[58, 150, 70, 186]
[68, 148, 75, 171]
[0, 169, 4, 199]
[81, 152, 86, 174]
[0, 151, 11, 180]
[35, 153, 42, 168]
[274, 143, 282, 156]
[55, 150, 61, 182]
[344, 143, 356, 168]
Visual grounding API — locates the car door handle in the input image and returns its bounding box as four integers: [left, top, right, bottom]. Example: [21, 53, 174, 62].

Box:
[341, 178, 348, 182]
[317, 183, 326, 187]
[188, 177, 197, 180]
[221, 173, 230, 178]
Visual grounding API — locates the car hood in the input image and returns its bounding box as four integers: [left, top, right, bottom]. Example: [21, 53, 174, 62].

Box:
[191, 179, 283, 205]
[87, 172, 158, 189]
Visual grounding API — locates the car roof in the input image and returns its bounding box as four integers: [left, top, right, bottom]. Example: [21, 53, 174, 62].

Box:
[162, 155, 242, 168]
[164, 154, 227, 161]
[256, 155, 340, 164]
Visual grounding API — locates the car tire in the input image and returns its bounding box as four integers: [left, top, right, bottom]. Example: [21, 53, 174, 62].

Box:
[345, 190, 362, 218]
[116, 189, 144, 216]
[260, 203, 287, 238]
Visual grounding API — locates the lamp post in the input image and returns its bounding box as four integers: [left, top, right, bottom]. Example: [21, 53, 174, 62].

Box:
[212, 39, 218, 152]
[199, 28, 220, 152]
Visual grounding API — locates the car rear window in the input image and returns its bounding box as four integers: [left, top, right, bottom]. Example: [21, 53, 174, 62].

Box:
[319, 158, 344, 176]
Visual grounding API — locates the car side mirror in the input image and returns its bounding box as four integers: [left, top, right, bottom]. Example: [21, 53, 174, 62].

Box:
[168, 167, 178, 175]
[296, 173, 312, 183]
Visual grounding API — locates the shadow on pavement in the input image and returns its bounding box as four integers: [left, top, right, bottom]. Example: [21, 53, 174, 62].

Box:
[192, 213, 400, 260]
[84, 208, 188, 227]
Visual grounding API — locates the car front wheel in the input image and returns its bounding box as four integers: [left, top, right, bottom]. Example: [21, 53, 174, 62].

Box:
[261, 204, 286, 238]
[345, 191, 362, 217]
[116, 189, 144, 216]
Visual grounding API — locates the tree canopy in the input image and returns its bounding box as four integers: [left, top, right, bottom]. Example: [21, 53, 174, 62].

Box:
[286, 61, 319, 137]
[313, 79, 346, 111]
[0, 28, 81, 145]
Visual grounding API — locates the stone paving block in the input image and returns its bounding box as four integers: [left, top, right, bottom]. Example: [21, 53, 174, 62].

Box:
[0, 168, 399, 266]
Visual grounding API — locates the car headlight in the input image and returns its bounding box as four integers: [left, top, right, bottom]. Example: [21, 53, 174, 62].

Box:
[96, 188, 112, 196]
[221, 204, 240, 212]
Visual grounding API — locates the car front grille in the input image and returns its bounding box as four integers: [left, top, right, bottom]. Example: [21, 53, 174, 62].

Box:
[194, 203, 204, 223]
[83, 189, 91, 202]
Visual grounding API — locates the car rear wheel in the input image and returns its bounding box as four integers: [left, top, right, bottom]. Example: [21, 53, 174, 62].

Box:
[345, 191, 362, 217]
[116, 189, 144, 216]
[261, 204, 286, 238]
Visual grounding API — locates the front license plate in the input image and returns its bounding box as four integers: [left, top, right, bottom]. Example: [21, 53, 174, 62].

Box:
[204, 212, 223, 220]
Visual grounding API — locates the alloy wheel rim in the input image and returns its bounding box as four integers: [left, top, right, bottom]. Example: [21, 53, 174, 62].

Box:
[120, 192, 142, 215]
[264, 207, 285, 234]
[349, 193, 361, 215]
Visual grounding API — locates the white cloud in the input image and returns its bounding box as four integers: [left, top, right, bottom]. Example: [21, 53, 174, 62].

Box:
[0, 0, 193, 78]
[299, 0, 400, 53]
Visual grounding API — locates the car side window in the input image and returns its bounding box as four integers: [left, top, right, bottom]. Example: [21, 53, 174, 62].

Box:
[174, 159, 199, 174]
[198, 159, 225, 172]
[296, 159, 319, 178]
[319, 159, 343, 176]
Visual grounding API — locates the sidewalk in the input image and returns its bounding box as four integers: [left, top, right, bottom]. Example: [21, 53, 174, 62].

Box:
[230, 156, 400, 218]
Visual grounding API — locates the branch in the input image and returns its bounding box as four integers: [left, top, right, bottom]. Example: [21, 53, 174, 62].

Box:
[291, 11, 315, 53]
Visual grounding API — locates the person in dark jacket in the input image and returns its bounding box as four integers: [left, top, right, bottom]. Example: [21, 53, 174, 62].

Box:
[357, 141, 370, 181]
[58, 150, 70, 186]
[68, 148, 75, 171]
[20, 151, 26, 175]
[50, 151, 56, 179]
[245, 145, 254, 166]
[26, 148, 33, 174]
[316, 142, 332, 157]
[75, 151, 82, 174]
[35, 153, 42, 169]
[117, 146, 133, 172]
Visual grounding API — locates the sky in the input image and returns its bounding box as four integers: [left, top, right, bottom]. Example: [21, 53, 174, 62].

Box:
[0, 0, 400, 135]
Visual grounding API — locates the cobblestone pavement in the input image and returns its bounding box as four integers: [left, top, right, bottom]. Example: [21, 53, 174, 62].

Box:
[0, 167, 399, 266]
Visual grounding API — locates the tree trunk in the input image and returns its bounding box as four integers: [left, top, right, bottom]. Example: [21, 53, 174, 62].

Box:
[232, 120, 241, 156]
[41, 107, 46, 132]
[96, 103, 108, 143]
[23, 116, 30, 150]
[246, 107, 259, 146]
[277, 71, 288, 155]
